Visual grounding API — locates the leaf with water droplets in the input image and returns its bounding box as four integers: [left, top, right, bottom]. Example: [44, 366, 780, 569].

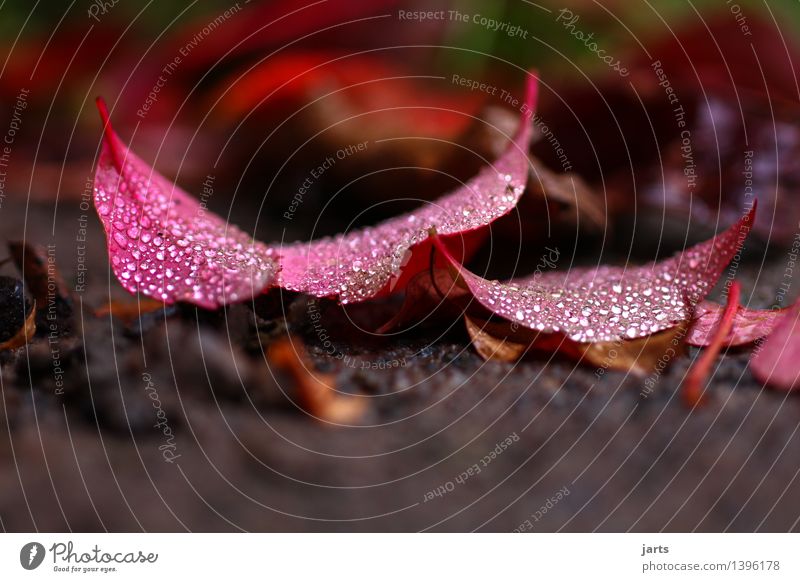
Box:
[688, 299, 786, 347]
[93, 98, 278, 309]
[431, 206, 755, 364]
[275, 74, 538, 303]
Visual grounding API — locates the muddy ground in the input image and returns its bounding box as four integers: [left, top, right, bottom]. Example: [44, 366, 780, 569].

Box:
[0, 201, 798, 532]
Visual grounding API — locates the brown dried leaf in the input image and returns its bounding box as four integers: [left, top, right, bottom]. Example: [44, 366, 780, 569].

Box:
[267, 336, 366, 424]
[94, 298, 169, 324]
[576, 320, 688, 377]
[464, 315, 529, 362]
[528, 154, 606, 230]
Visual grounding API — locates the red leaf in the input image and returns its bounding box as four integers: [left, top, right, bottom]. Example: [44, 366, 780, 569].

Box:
[688, 300, 786, 347]
[93, 73, 536, 307]
[431, 205, 755, 344]
[750, 300, 800, 391]
[276, 74, 537, 303]
[93, 98, 279, 309]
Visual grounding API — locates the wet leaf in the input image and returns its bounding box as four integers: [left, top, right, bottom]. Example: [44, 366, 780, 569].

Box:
[93, 98, 279, 309]
[432, 206, 754, 343]
[688, 300, 786, 347]
[276, 74, 538, 303]
[94, 73, 537, 307]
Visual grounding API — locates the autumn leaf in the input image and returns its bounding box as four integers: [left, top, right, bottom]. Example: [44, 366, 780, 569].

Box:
[464, 315, 531, 362]
[275, 73, 537, 303]
[429, 206, 755, 373]
[93, 98, 279, 309]
[687, 299, 786, 347]
[94, 72, 537, 306]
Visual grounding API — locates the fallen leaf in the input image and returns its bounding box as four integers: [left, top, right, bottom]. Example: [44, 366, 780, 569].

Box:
[93, 98, 279, 309]
[577, 321, 688, 377]
[267, 336, 366, 424]
[276, 73, 537, 303]
[95, 72, 537, 307]
[94, 298, 172, 325]
[377, 268, 470, 334]
[464, 315, 529, 362]
[430, 206, 754, 369]
[688, 300, 786, 347]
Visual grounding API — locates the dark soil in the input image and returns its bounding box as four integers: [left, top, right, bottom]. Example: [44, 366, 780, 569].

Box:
[1, 201, 799, 532]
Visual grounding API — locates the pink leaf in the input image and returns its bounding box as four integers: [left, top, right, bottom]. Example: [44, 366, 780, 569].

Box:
[431, 205, 755, 344]
[750, 300, 800, 390]
[93, 98, 278, 309]
[688, 300, 786, 347]
[275, 74, 538, 303]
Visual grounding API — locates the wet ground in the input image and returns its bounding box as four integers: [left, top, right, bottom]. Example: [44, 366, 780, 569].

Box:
[1, 202, 798, 532]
